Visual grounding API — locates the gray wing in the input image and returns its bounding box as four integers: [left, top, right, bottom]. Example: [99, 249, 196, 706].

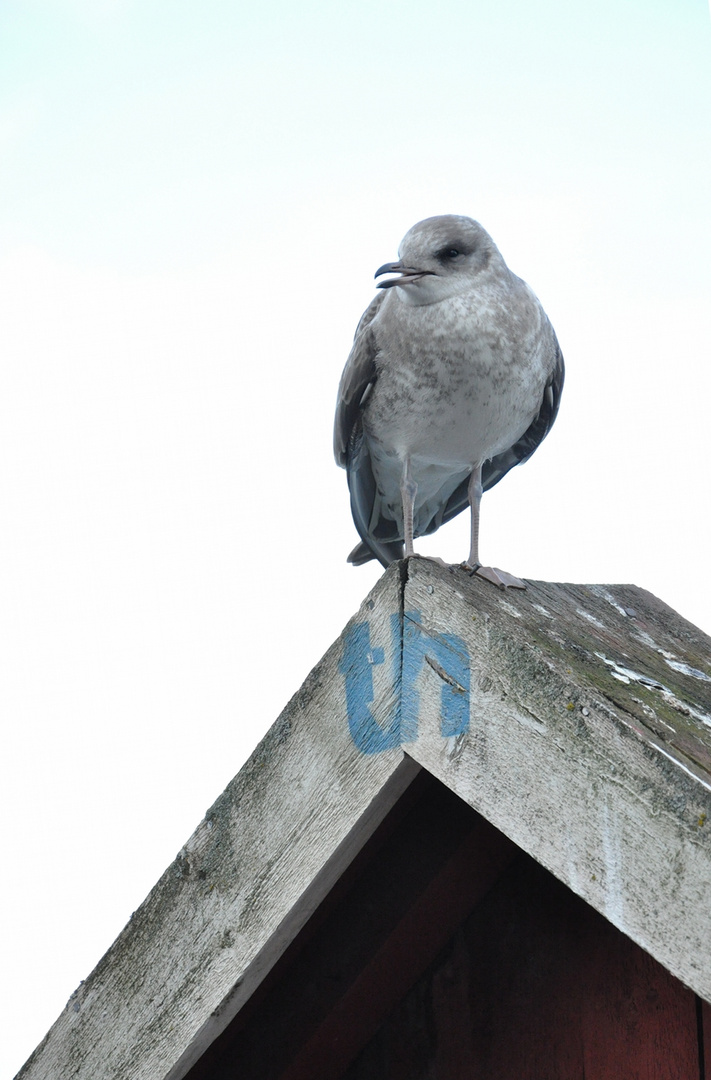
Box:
[425, 338, 565, 536]
[334, 293, 405, 568]
[333, 293, 385, 467]
[487, 337, 565, 486]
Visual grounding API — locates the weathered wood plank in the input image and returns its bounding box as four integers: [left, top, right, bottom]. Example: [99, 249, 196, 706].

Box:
[17, 567, 415, 1080]
[402, 557, 711, 1004]
[17, 557, 711, 1080]
[184, 775, 516, 1080]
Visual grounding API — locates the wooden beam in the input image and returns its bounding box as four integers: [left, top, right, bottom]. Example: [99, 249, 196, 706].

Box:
[402, 558, 711, 1004]
[17, 568, 413, 1080]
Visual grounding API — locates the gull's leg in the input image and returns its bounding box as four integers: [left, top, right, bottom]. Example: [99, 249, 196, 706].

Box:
[463, 464, 526, 589]
[400, 456, 417, 558]
[467, 464, 483, 569]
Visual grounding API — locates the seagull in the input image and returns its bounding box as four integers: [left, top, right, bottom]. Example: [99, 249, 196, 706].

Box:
[333, 214, 564, 589]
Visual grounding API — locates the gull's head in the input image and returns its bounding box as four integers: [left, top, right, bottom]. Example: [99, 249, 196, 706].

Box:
[375, 215, 505, 306]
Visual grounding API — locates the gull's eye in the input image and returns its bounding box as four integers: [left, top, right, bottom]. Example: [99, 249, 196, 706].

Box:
[438, 246, 463, 262]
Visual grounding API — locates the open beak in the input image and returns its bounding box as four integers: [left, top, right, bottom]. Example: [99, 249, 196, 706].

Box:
[374, 261, 434, 289]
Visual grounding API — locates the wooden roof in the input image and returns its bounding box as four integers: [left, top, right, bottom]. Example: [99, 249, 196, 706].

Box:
[17, 560, 711, 1080]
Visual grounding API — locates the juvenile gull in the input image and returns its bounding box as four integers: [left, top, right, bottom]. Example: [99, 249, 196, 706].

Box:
[334, 214, 564, 588]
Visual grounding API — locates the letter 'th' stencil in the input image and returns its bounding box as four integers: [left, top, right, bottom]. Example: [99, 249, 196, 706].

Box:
[339, 610, 471, 755]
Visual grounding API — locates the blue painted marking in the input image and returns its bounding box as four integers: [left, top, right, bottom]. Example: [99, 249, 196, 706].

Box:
[339, 618, 401, 754]
[341, 609, 471, 753]
[403, 611, 470, 739]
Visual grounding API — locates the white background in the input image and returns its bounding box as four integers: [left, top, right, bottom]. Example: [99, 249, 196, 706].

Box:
[2, 1, 710, 1075]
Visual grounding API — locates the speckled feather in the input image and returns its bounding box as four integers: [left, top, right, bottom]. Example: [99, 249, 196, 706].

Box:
[334, 215, 564, 569]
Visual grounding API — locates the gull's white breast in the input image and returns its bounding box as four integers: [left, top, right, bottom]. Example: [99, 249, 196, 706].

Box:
[362, 282, 553, 533]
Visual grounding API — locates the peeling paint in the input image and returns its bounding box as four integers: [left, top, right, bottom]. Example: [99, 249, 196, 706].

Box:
[663, 658, 711, 684]
[631, 630, 711, 685]
[594, 652, 666, 691]
[663, 697, 711, 730]
[595, 589, 630, 618]
[652, 744, 711, 793]
[576, 608, 606, 629]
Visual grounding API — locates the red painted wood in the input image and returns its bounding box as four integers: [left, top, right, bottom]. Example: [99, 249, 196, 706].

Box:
[578, 934, 700, 1079]
[474, 902, 699, 1079]
[703, 999, 711, 1080]
[278, 815, 515, 1080]
[348, 853, 701, 1080]
[185, 776, 704, 1080]
[184, 775, 515, 1080]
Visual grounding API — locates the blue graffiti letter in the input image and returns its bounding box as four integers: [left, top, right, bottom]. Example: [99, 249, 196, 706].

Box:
[339, 620, 401, 754]
[403, 611, 470, 739]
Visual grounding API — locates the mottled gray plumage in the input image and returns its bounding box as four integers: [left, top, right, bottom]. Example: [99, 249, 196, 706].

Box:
[334, 215, 564, 585]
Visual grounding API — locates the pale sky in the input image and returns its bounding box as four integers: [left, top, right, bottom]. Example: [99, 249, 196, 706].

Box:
[2, 2, 711, 1075]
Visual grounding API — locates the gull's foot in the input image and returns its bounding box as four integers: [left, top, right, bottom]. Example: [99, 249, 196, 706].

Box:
[461, 563, 527, 590]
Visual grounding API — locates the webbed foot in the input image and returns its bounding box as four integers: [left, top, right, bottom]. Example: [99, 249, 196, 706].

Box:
[461, 563, 527, 590]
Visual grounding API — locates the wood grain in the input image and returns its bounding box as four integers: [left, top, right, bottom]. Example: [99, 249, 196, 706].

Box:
[404, 558, 711, 1005]
[16, 559, 711, 1079]
[17, 568, 413, 1080]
